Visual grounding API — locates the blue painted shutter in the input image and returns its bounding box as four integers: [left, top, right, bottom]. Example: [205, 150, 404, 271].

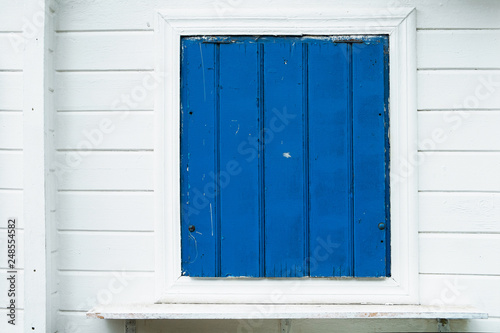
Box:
[180, 36, 389, 278]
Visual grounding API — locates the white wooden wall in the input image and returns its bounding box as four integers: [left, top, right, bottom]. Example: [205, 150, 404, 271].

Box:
[0, 2, 24, 332]
[1, 0, 500, 332]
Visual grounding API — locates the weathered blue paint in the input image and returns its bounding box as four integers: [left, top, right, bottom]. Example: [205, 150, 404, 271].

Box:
[180, 36, 390, 278]
[180, 41, 217, 276]
[352, 39, 389, 277]
[308, 41, 351, 277]
[219, 42, 260, 277]
[263, 41, 306, 277]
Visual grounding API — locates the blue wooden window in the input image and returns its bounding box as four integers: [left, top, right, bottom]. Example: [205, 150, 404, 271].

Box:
[180, 36, 389, 278]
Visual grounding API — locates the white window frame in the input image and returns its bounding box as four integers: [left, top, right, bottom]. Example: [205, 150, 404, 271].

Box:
[154, 7, 418, 305]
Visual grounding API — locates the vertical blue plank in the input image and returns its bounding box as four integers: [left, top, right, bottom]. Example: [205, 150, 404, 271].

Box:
[352, 38, 389, 277]
[263, 40, 305, 277]
[308, 42, 352, 277]
[219, 42, 260, 276]
[180, 40, 217, 276]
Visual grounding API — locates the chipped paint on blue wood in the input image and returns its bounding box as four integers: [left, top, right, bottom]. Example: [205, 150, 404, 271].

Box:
[219, 42, 260, 277]
[180, 36, 390, 278]
[352, 38, 389, 277]
[263, 40, 306, 277]
[308, 41, 351, 277]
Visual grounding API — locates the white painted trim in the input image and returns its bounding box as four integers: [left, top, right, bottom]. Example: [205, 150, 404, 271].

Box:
[87, 304, 487, 320]
[154, 7, 418, 305]
[23, 0, 54, 331]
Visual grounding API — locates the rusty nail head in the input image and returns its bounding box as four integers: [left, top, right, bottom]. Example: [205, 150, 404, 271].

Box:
[188, 225, 195, 232]
[378, 222, 385, 230]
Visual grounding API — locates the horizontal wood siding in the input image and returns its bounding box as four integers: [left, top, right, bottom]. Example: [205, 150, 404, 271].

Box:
[56, 72, 155, 111]
[418, 31, 500, 69]
[0, 113, 23, 149]
[54, 0, 500, 31]
[0, 33, 23, 70]
[418, 70, 500, 110]
[420, 274, 500, 317]
[47, 0, 500, 331]
[0, 73, 22, 110]
[56, 32, 154, 71]
[418, 111, 500, 151]
[419, 234, 500, 275]
[55, 151, 153, 190]
[56, 112, 154, 150]
[419, 152, 500, 191]
[419, 192, 500, 233]
[0, 2, 24, 329]
[58, 271, 155, 310]
[58, 232, 154, 271]
[0, 152, 23, 188]
[57, 192, 154, 231]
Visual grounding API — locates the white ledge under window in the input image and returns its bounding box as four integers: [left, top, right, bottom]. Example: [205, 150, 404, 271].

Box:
[87, 304, 487, 320]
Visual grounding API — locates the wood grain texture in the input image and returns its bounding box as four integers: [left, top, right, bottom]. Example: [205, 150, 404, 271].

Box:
[56, 112, 154, 150]
[58, 271, 155, 310]
[56, 32, 154, 70]
[55, 152, 153, 190]
[0, 73, 22, 110]
[57, 192, 154, 231]
[418, 71, 500, 110]
[56, 72, 155, 111]
[58, 232, 154, 271]
[418, 31, 500, 69]
[420, 274, 500, 317]
[419, 152, 500, 191]
[0, 151, 22, 189]
[419, 192, 500, 232]
[0, 112, 23, 149]
[418, 111, 500, 151]
[419, 233, 500, 275]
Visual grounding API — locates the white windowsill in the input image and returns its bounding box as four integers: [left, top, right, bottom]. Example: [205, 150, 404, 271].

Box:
[87, 304, 487, 320]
